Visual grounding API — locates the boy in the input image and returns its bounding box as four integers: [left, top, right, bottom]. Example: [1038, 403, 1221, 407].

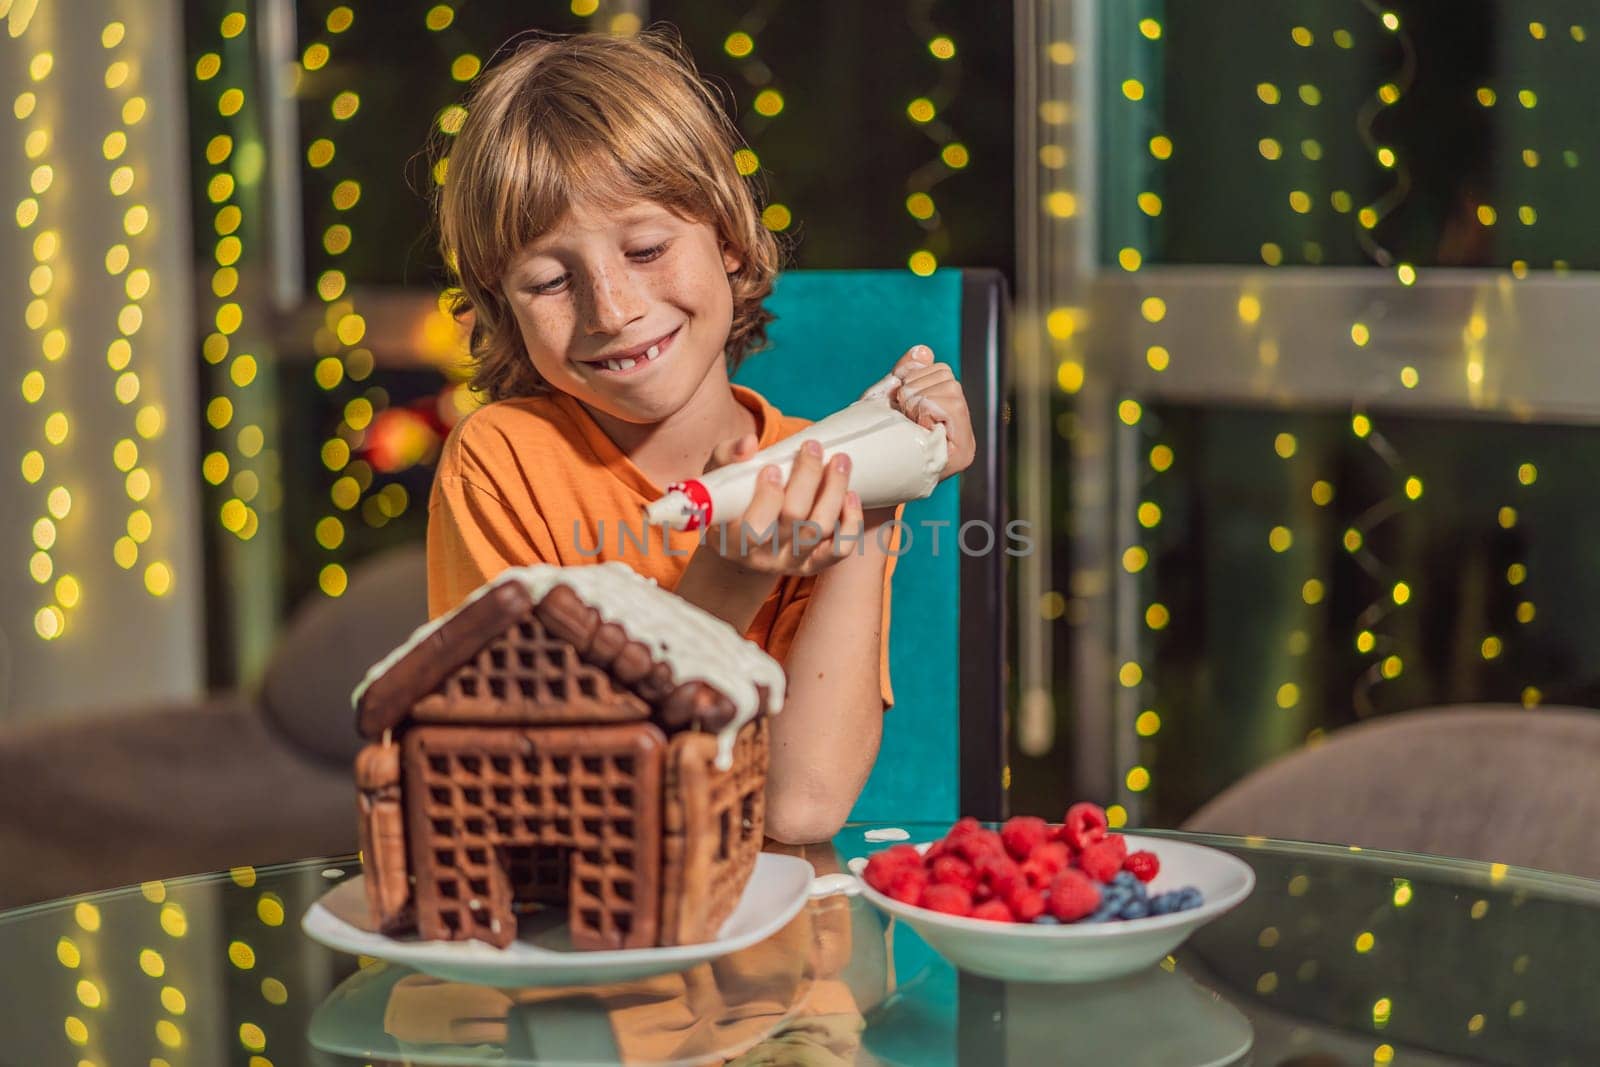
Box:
[428, 29, 974, 843]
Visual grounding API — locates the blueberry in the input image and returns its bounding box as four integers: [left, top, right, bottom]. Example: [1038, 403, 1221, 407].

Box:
[1119, 899, 1150, 920]
[1149, 893, 1178, 916]
[1033, 914, 1061, 925]
[1113, 871, 1139, 889]
[1176, 887, 1204, 911]
[1083, 903, 1120, 923]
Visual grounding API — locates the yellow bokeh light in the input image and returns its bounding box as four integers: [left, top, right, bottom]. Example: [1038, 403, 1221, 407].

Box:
[331, 90, 360, 120]
[1122, 546, 1148, 573]
[160, 986, 186, 1015]
[307, 139, 335, 168]
[229, 940, 257, 969]
[907, 249, 936, 276]
[1045, 190, 1077, 218]
[1135, 709, 1161, 736]
[1258, 138, 1281, 161]
[1351, 323, 1371, 346]
[754, 89, 784, 117]
[1405, 476, 1423, 500]
[1137, 502, 1162, 528]
[21, 450, 45, 483]
[1276, 683, 1299, 708]
[940, 143, 969, 169]
[1309, 477, 1333, 502]
[1499, 506, 1518, 529]
[64, 1016, 87, 1045]
[44, 411, 70, 446]
[128, 510, 152, 543]
[1118, 662, 1143, 687]
[1268, 526, 1292, 552]
[155, 1019, 182, 1048]
[1141, 296, 1166, 323]
[47, 485, 71, 518]
[724, 31, 753, 57]
[320, 563, 349, 597]
[929, 35, 956, 60]
[1122, 79, 1145, 102]
[33, 517, 57, 550]
[323, 224, 352, 255]
[733, 148, 759, 176]
[1118, 399, 1142, 425]
[29, 551, 52, 583]
[1516, 601, 1536, 624]
[1274, 432, 1296, 458]
[906, 97, 935, 123]
[1517, 462, 1537, 485]
[1055, 361, 1083, 394]
[1302, 579, 1324, 605]
[452, 54, 481, 81]
[1146, 345, 1170, 372]
[1149, 445, 1174, 472]
[1149, 135, 1173, 160]
[332, 179, 361, 210]
[326, 4, 354, 32]
[1392, 581, 1411, 605]
[315, 516, 345, 549]
[257, 894, 286, 927]
[426, 0, 453, 26]
[1257, 82, 1281, 105]
[1126, 766, 1150, 791]
[1145, 603, 1170, 630]
[1118, 247, 1142, 272]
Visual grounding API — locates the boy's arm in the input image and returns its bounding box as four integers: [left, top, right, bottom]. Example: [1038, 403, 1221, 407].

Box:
[761, 508, 895, 844]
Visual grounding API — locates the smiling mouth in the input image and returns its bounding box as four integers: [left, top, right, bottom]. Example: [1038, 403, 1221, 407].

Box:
[587, 328, 679, 375]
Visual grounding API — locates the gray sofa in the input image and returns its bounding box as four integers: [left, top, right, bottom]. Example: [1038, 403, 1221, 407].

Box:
[0, 544, 428, 909]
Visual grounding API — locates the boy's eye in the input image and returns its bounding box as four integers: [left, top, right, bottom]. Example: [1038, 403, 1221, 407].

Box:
[526, 244, 668, 295]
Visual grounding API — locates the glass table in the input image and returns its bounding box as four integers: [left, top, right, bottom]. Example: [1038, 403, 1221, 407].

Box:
[1, 823, 1597, 1066]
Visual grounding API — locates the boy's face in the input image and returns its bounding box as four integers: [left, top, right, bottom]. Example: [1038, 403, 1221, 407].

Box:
[499, 197, 743, 424]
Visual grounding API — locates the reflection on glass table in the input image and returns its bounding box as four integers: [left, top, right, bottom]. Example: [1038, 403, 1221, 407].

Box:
[0, 823, 1596, 1065]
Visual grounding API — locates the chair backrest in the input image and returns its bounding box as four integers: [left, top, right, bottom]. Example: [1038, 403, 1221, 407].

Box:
[734, 268, 1009, 823]
[1182, 705, 1600, 879]
[259, 543, 430, 766]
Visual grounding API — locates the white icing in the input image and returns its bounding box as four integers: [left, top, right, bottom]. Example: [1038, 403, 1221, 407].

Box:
[353, 561, 786, 769]
[846, 857, 868, 876]
[809, 873, 862, 898]
[863, 827, 911, 842]
[645, 396, 948, 530]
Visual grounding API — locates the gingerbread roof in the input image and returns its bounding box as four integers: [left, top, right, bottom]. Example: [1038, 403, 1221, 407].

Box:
[353, 563, 787, 767]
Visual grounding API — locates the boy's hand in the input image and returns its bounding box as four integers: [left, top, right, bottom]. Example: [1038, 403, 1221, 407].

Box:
[881, 345, 976, 480]
[702, 435, 866, 577]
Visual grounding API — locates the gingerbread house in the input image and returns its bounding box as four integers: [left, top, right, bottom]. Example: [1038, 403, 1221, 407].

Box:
[350, 562, 786, 951]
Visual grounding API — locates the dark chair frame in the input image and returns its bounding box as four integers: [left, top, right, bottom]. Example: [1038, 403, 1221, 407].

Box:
[956, 269, 1011, 822]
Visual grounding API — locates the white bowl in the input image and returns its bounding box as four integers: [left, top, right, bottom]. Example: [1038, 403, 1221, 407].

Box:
[302, 852, 814, 988]
[857, 834, 1255, 983]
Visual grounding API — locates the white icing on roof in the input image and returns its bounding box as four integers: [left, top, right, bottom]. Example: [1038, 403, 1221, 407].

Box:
[353, 561, 786, 769]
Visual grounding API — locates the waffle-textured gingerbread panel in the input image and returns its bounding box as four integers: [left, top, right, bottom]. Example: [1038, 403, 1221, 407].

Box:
[413, 613, 652, 725]
[402, 722, 666, 950]
[660, 718, 769, 946]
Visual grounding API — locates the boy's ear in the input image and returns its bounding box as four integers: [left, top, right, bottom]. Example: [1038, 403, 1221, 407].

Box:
[721, 241, 743, 276]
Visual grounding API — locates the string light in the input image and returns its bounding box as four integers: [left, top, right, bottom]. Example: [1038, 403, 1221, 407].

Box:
[11, 14, 75, 639]
[193, 10, 268, 551]
[901, 5, 967, 277]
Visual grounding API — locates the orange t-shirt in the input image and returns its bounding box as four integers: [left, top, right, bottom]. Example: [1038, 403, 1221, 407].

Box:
[426, 384, 896, 707]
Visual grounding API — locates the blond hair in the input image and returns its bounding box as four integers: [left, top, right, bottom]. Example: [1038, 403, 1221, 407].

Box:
[434, 27, 782, 402]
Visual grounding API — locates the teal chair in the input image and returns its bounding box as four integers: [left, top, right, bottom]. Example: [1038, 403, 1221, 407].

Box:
[733, 268, 1010, 824]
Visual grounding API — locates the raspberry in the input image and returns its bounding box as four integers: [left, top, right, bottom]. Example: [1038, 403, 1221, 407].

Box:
[1032, 841, 1071, 876]
[863, 850, 913, 892]
[1005, 885, 1047, 922]
[886, 867, 928, 905]
[930, 855, 979, 895]
[1124, 850, 1160, 883]
[971, 899, 1016, 923]
[1078, 839, 1126, 883]
[1047, 869, 1103, 922]
[919, 883, 974, 916]
[954, 828, 1006, 863]
[974, 852, 1024, 898]
[1060, 802, 1108, 852]
[944, 816, 983, 842]
[1099, 833, 1129, 862]
[1019, 857, 1055, 890]
[1000, 816, 1051, 861]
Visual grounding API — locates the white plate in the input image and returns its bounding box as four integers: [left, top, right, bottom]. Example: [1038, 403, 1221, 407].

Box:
[857, 835, 1255, 983]
[302, 853, 814, 988]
